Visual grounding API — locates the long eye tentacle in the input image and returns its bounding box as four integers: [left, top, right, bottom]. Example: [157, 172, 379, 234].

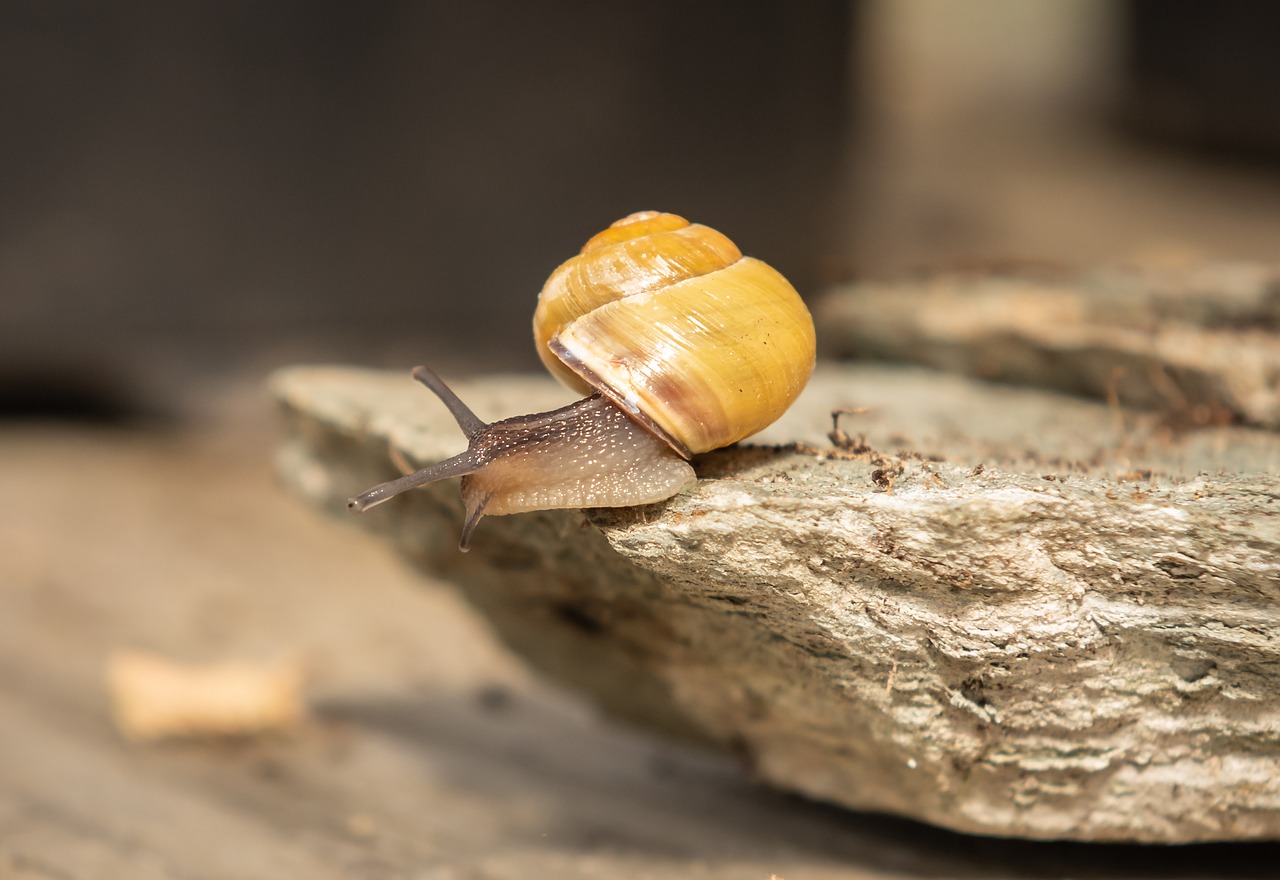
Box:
[412, 366, 486, 439]
[346, 367, 490, 515]
[346, 449, 484, 513]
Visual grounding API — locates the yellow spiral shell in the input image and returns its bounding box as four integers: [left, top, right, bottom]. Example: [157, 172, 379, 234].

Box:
[532, 211, 816, 457]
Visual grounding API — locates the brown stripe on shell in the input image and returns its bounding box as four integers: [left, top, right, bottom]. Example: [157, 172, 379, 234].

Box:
[548, 337, 693, 460]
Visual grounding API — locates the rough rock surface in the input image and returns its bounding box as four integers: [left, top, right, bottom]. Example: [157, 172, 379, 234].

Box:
[274, 363, 1280, 843]
[818, 262, 1280, 428]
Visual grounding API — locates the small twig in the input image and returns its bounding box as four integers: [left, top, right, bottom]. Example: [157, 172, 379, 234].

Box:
[1106, 365, 1130, 454]
[829, 407, 871, 453]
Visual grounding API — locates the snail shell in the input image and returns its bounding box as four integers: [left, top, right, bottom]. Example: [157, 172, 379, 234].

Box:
[534, 211, 816, 457]
[349, 211, 815, 550]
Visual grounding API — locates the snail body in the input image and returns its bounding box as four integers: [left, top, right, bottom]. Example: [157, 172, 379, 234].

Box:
[349, 211, 815, 550]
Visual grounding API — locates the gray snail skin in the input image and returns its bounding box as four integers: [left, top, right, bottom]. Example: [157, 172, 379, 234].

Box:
[347, 367, 695, 550]
[348, 211, 816, 550]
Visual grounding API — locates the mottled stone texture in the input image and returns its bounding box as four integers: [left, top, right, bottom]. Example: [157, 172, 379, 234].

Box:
[274, 363, 1280, 843]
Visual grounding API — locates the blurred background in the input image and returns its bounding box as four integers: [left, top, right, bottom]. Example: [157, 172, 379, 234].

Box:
[3, 0, 1278, 419]
[3, 2, 1280, 876]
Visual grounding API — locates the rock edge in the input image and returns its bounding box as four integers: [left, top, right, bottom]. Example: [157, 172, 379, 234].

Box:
[274, 364, 1280, 843]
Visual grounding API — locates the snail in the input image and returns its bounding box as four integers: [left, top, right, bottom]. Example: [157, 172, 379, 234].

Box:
[348, 211, 816, 550]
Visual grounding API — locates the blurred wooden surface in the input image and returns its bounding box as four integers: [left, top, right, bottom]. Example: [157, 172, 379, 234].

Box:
[2, 383, 1279, 879]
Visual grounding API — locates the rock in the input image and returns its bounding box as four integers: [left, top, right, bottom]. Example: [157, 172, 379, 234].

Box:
[817, 262, 1280, 429]
[274, 363, 1280, 843]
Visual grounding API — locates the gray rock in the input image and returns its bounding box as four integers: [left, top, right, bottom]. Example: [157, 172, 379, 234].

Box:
[817, 262, 1280, 428]
[274, 363, 1280, 843]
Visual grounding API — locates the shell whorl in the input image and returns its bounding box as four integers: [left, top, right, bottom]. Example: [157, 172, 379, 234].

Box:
[532, 212, 815, 457]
